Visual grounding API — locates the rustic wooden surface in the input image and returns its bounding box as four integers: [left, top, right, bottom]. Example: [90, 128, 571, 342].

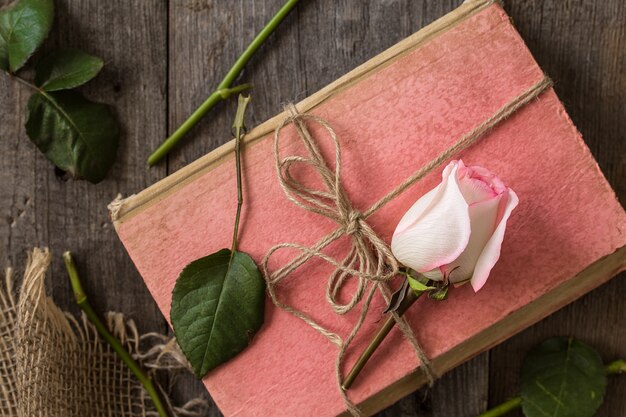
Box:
[1, 0, 624, 416]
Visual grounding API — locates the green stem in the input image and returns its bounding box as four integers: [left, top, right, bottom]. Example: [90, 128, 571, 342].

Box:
[7, 71, 39, 91]
[147, 0, 300, 166]
[342, 287, 423, 390]
[607, 359, 626, 375]
[476, 397, 523, 417]
[63, 252, 171, 417]
[231, 95, 251, 253]
[476, 359, 625, 417]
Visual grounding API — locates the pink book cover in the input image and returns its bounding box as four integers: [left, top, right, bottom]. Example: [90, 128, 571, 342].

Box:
[112, 1, 626, 416]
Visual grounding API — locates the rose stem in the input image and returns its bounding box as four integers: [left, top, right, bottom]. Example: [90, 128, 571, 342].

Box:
[147, 0, 300, 166]
[475, 397, 523, 417]
[476, 360, 625, 417]
[606, 359, 626, 375]
[231, 94, 250, 253]
[63, 251, 171, 417]
[342, 289, 422, 390]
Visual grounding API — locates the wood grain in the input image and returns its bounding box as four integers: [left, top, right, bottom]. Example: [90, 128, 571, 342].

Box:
[0, 0, 624, 416]
[0, 0, 169, 345]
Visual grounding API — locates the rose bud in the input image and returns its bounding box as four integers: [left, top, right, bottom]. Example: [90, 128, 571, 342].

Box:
[390, 160, 518, 291]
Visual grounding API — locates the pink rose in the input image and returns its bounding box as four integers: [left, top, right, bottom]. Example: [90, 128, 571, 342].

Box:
[390, 160, 518, 291]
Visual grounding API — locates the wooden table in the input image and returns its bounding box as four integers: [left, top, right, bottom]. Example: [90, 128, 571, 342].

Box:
[1, 1, 624, 416]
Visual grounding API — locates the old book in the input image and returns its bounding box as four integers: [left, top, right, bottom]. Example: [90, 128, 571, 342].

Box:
[111, 0, 626, 416]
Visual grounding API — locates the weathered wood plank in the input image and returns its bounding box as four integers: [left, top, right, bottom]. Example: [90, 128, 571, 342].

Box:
[167, 0, 305, 173]
[0, 0, 168, 328]
[488, 279, 626, 417]
[488, 1, 626, 416]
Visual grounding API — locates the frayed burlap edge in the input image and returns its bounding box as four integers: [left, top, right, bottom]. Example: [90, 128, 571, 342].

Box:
[0, 248, 208, 417]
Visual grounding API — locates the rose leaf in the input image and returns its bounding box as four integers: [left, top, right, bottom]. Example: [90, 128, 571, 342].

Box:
[35, 48, 103, 91]
[0, 32, 8, 70]
[0, 0, 54, 72]
[521, 337, 607, 417]
[25, 90, 120, 183]
[170, 249, 265, 378]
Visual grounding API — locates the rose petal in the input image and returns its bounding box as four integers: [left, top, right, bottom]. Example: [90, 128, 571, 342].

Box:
[391, 163, 472, 272]
[445, 194, 502, 282]
[422, 266, 444, 282]
[458, 176, 498, 205]
[466, 165, 507, 195]
[470, 189, 519, 291]
[392, 186, 441, 236]
[393, 161, 456, 235]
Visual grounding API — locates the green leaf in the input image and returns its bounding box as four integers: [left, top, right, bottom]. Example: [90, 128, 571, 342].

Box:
[407, 275, 436, 293]
[521, 337, 607, 417]
[0, 32, 8, 70]
[171, 249, 265, 378]
[428, 285, 449, 301]
[0, 0, 54, 72]
[25, 90, 119, 183]
[35, 48, 103, 91]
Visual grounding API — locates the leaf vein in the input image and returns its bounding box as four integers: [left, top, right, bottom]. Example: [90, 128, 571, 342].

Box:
[199, 254, 232, 372]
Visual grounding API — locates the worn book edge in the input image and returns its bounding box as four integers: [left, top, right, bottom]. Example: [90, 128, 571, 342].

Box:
[110, 0, 498, 228]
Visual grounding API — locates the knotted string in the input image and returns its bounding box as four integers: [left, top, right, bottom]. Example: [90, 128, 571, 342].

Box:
[262, 76, 552, 416]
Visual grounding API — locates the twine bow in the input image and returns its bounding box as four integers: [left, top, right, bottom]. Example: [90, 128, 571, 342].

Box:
[262, 77, 552, 416]
[262, 106, 438, 416]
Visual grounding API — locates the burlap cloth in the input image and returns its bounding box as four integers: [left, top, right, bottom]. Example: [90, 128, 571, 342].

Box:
[0, 248, 208, 417]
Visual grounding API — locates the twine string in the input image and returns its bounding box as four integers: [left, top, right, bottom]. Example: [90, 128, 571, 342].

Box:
[262, 76, 552, 416]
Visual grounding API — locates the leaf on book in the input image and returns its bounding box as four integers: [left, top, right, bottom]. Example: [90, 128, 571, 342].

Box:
[35, 48, 103, 91]
[25, 90, 120, 183]
[0, 0, 54, 72]
[521, 337, 607, 417]
[170, 249, 265, 378]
